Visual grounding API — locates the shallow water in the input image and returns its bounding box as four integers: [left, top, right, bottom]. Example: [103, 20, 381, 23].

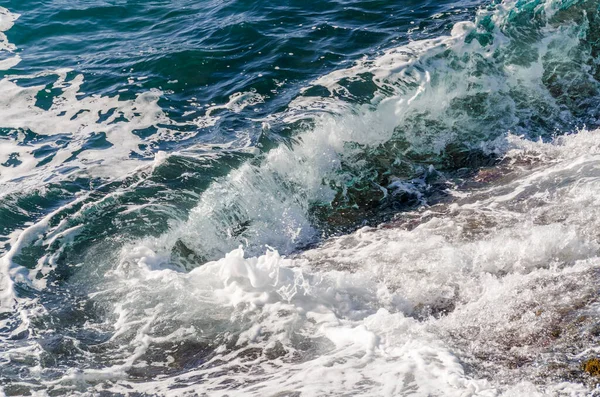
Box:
[1, 0, 600, 395]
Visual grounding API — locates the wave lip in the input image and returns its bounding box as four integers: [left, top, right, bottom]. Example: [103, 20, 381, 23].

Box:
[166, 0, 600, 261]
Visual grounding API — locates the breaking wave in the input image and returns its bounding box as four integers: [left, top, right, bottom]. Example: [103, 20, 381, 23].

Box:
[2, 0, 600, 395]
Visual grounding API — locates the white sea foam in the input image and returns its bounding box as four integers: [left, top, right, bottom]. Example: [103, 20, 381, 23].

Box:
[0, 7, 20, 71]
[193, 90, 265, 129]
[0, 70, 263, 198]
[42, 128, 599, 396]
[2, 0, 600, 395]
[0, 72, 170, 190]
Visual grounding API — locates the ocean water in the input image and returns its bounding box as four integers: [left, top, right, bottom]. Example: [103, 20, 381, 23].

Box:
[1, 0, 600, 395]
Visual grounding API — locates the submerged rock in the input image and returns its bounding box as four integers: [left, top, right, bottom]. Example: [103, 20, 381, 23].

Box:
[583, 358, 600, 377]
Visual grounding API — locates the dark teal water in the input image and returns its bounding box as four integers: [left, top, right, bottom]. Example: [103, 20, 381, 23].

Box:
[0, 0, 484, 249]
[1, 0, 600, 395]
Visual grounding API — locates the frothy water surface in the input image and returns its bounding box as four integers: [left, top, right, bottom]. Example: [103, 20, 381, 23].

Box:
[1, 0, 600, 395]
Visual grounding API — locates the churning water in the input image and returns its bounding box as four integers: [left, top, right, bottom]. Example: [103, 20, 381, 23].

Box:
[1, 0, 600, 395]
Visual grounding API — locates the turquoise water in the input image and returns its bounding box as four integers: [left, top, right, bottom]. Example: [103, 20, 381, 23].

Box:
[1, 0, 600, 395]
